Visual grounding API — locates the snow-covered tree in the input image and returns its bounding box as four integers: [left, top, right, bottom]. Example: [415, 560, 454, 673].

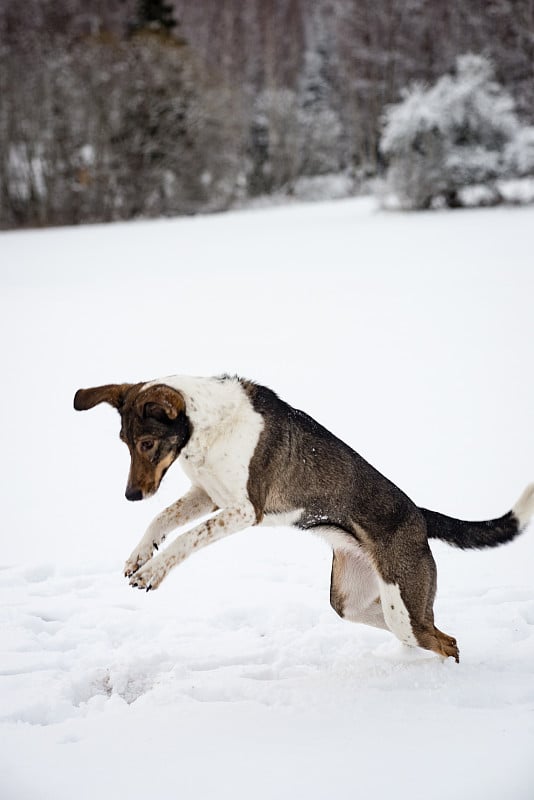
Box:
[297, 48, 344, 176]
[248, 88, 300, 195]
[380, 55, 529, 209]
[504, 126, 534, 178]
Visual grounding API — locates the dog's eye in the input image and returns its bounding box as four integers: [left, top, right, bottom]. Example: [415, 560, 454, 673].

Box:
[139, 439, 155, 453]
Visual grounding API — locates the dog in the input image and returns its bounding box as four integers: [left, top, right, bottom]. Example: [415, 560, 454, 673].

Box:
[74, 374, 534, 663]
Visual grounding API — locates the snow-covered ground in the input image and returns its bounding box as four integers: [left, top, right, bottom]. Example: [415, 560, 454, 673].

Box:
[1, 197, 533, 799]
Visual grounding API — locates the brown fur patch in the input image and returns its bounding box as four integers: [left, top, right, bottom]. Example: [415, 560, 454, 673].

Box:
[74, 383, 142, 411]
[329, 552, 347, 617]
[153, 451, 175, 488]
[135, 384, 185, 421]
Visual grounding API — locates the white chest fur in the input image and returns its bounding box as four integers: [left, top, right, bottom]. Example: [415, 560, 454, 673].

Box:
[152, 376, 264, 508]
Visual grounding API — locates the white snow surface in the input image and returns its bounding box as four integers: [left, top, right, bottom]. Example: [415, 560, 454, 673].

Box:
[1, 197, 534, 799]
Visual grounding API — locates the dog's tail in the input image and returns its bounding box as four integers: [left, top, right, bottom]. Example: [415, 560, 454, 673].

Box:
[420, 483, 534, 550]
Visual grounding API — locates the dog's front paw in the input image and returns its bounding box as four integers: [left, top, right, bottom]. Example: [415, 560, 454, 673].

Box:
[129, 554, 169, 592]
[124, 541, 157, 578]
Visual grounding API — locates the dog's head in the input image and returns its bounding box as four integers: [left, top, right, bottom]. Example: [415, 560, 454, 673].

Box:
[74, 382, 191, 501]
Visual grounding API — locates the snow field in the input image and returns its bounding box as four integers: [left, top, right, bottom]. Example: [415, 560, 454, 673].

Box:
[1, 197, 534, 799]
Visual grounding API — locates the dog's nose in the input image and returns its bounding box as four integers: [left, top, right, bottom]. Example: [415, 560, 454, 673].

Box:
[125, 487, 143, 502]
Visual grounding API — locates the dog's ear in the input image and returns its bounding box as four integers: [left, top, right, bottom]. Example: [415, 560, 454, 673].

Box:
[73, 384, 133, 412]
[136, 384, 185, 423]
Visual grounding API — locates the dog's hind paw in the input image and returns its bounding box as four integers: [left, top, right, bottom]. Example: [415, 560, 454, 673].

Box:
[433, 628, 460, 663]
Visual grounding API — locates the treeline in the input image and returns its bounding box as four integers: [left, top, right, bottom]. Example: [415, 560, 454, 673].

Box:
[1, 0, 533, 229]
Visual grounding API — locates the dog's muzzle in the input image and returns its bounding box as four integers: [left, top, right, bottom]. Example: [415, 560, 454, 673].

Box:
[125, 487, 143, 502]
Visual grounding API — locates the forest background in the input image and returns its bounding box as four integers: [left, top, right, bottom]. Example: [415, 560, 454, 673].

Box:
[1, 0, 533, 228]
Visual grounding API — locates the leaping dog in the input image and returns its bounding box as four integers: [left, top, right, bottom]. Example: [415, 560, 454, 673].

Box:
[74, 375, 534, 663]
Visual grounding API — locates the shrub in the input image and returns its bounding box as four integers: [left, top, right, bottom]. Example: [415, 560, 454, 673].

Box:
[380, 55, 533, 209]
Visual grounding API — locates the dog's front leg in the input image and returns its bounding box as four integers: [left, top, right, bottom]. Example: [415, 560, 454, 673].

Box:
[129, 502, 257, 591]
[124, 485, 217, 578]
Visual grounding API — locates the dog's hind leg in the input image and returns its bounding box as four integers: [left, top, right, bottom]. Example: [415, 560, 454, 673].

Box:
[368, 514, 460, 662]
[124, 485, 217, 578]
[330, 547, 388, 630]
